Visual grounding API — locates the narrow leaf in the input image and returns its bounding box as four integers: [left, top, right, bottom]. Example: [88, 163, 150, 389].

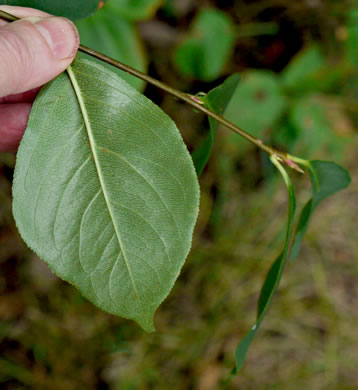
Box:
[13, 59, 200, 331]
[234, 323, 260, 371]
[2, 0, 100, 20]
[257, 254, 282, 318]
[192, 74, 240, 175]
[235, 158, 296, 370]
[291, 160, 351, 261]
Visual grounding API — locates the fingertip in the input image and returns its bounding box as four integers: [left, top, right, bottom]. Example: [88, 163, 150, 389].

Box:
[0, 103, 32, 152]
[32, 17, 79, 60]
[0, 15, 79, 96]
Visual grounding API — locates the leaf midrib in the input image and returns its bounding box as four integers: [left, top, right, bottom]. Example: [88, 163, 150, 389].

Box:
[66, 65, 139, 298]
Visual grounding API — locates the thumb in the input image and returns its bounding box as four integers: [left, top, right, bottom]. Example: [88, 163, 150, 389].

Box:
[0, 16, 79, 98]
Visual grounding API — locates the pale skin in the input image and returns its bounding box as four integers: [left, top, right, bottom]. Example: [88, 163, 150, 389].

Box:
[0, 5, 79, 152]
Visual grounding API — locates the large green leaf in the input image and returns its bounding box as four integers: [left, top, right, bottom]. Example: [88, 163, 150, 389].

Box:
[235, 158, 296, 370]
[290, 160, 351, 261]
[12, 59, 200, 331]
[192, 74, 240, 175]
[76, 5, 147, 90]
[106, 0, 161, 21]
[2, 0, 100, 20]
[174, 9, 235, 81]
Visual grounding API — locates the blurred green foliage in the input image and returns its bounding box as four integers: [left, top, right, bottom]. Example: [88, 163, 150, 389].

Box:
[2, 0, 100, 20]
[76, 2, 148, 90]
[281, 46, 326, 92]
[174, 9, 236, 81]
[107, 0, 162, 21]
[225, 70, 285, 143]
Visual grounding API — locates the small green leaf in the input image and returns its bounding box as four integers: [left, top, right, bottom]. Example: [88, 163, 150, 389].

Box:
[192, 74, 240, 175]
[105, 0, 162, 21]
[291, 160, 351, 261]
[174, 9, 235, 81]
[309, 161, 351, 206]
[13, 59, 200, 331]
[2, 0, 100, 20]
[235, 157, 296, 370]
[76, 6, 147, 90]
[224, 71, 285, 146]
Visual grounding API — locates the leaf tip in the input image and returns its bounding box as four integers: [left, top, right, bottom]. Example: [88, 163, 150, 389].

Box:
[136, 312, 156, 333]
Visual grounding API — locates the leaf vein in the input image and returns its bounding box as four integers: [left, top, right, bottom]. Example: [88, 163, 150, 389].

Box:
[32, 125, 85, 246]
[67, 66, 140, 299]
[52, 155, 92, 250]
[75, 91, 169, 151]
[79, 188, 101, 273]
[95, 144, 182, 239]
[110, 200, 170, 264]
[125, 250, 162, 287]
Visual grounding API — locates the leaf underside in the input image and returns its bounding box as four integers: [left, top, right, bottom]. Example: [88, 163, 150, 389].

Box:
[13, 59, 200, 331]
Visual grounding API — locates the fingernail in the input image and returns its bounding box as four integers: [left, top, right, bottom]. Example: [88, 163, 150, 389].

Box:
[32, 17, 79, 60]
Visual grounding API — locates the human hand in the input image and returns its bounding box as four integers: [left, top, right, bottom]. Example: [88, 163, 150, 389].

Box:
[0, 6, 79, 152]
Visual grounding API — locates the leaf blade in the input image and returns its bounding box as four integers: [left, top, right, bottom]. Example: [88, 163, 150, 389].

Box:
[13, 59, 200, 331]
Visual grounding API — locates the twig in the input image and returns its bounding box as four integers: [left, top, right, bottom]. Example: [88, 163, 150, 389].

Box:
[0, 9, 303, 172]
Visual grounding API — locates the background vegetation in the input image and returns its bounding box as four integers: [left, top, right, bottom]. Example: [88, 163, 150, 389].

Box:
[1, 0, 358, 388]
